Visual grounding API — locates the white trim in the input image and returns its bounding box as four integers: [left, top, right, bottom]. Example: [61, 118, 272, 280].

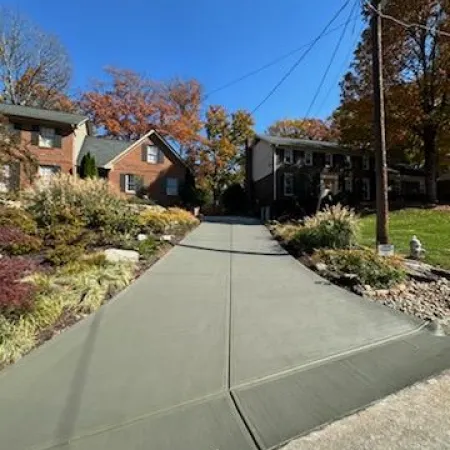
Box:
[104, 130, 155, 169]
[124, 174, 137, 194]
[146, 145, 158, 164]
[325, 153, 333, 167]
[345, 155, 352, 168]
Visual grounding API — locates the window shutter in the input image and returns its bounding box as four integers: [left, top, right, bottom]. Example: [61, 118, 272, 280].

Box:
[142, 144, 147, 162]
[157, 149, 165, 164]
[31, 125, 39, 146]
[120, 173, 126, 192]
[54, 130, 62, 148]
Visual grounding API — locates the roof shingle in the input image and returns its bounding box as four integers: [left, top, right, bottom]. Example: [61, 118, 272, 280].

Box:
[0, 103, 87, 126]
[78, 136, 135, 167]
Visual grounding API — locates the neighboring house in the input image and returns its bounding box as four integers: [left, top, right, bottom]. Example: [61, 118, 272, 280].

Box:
[0, 104, 189, 205]
[245, 135, 376, 218]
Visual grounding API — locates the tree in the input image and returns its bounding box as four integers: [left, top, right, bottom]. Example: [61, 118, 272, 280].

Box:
[79, 152, 98, 178]
[188, 105, 254, 205]
[80, 67, 203, 148]
[267, 118, 339, 141]
[337, 0, 450, 202]
[0, 8, 72, 110]
[0, 115, 36, 187]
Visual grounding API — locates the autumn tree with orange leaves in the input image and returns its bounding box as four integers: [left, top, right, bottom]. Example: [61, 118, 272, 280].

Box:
[334, 0, 450, 202]
[188, 105, 254, 205]
[267, 118, 339, 141]
[80, 67, 203, 148]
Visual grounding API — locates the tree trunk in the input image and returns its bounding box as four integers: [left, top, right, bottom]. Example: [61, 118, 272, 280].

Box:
[423, 125, 438, 204]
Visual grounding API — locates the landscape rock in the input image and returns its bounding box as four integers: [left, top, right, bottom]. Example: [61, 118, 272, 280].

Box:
[315, 262, 328, 273]
[365, 278, 450, 327]
[137, 234, 148, 242]
[104, 249, 140, 263]
[160, 235, 173, 242]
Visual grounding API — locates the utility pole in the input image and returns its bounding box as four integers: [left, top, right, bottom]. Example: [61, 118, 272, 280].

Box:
[371, 0, 389, 245]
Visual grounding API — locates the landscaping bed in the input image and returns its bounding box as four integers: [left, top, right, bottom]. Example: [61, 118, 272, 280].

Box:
[0, 175, 199, 369]
[269, 205, 450, 333]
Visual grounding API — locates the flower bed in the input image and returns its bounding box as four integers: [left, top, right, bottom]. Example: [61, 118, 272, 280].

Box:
[0, 174, 199, 368]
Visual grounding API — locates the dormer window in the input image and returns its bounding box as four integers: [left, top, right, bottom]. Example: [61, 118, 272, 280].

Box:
[304, 151, 313, 166]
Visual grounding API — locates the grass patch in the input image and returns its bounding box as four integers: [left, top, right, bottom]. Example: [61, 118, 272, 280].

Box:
[360, 209, 450, 269]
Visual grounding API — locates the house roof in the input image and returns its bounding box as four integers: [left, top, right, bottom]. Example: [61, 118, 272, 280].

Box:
[254, 134, 366, 155]
[78, 136, 135, 167]
[0, 103, 87, 126]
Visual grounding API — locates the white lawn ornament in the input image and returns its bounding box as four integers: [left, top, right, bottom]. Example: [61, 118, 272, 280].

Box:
[410, 235, 425, 259]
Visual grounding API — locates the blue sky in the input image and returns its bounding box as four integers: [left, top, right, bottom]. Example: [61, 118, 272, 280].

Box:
[6, 0, 364, 132]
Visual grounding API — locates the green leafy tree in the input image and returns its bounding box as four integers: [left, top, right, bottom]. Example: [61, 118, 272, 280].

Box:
[80, 152, 98, 178]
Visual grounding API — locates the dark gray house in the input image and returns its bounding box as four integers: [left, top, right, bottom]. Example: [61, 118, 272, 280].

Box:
[245, 135, 376, 219]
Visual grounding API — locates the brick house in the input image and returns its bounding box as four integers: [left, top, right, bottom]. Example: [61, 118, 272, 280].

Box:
[0, 104, 189, 205]
[245, 135, 376, 218]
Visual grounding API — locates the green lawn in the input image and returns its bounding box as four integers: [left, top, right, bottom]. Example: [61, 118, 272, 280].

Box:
[359, 209, 450, 269]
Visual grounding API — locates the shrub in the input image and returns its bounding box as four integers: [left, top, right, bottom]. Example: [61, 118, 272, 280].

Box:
[46, 243, 85, 266]
[137, 237, 159, 259]
[27, 174, 138, 235]
[139, 208, 171, 234]
[0, 206, 37, 234]
[0, 258, 37, 315]
[313, 249, 406, 288]
[290, 205, 359, 254]
[0, 227, 42, 255]
[222, 183, 247, 213]
[0, 316, 36, 366]
[165, 207, 199, 230]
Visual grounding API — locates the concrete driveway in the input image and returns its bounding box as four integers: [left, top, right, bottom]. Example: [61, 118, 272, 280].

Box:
[1, 218, 450, 450]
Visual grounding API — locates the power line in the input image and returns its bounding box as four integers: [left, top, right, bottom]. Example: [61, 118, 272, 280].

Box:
[204, 18, 359, 100]
[251, 0, 353, 115]
[364, 0, 450, 38]
[304, 0, 359, 117]
[315, 26, 363, 116]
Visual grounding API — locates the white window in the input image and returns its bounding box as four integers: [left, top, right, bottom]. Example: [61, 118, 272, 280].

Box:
[362, 178, 371, 201]
[39, 127, 56, 148]
[284, 149, 293, 164]
[325, 153, 333, 167]
[166, 177, 179, 196]
[345, 155, 352, 168]
[0, 165, 10, 192]
[38, 165, 59, 180]
[125, 174, 138, 193]
[362, 155, 370, 170]
[304, 151, 313, 166]
[344, 177, 353, 192]
[283, 173, 294, 196]
[146, 145, 158, 164]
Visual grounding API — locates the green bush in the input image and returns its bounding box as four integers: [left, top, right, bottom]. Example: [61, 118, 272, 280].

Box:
[137, 237, 159, 259]
[290, 205, 359, 254]
[313, 249, 406, 288]
[0, 207, 37, 234]
[27, 174, 138, 236]
[46, 244, 85, 266]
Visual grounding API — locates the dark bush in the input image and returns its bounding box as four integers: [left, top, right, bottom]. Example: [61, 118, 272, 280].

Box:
[0, 207, 37, 234]
[0, 258, 37, 314]
[0, 227, 42, 255]
[222, 184, 247, 214]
